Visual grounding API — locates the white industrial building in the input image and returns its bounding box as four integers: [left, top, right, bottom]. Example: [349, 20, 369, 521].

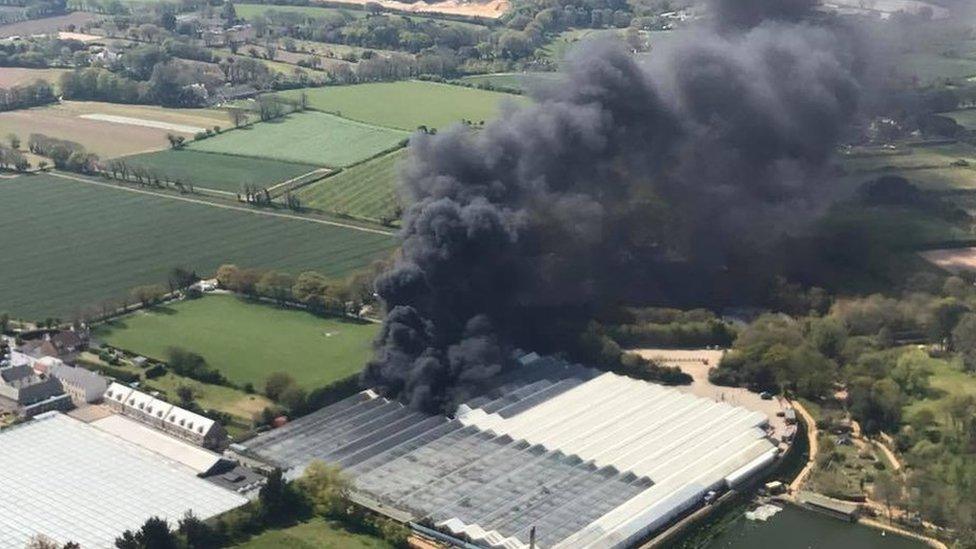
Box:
[241, 356, 778, 549]
[0, 412, 247, 549]
[104, 382, 227, 449]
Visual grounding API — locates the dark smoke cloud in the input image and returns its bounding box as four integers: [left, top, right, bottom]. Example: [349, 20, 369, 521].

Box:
[363, 9, 861, 411]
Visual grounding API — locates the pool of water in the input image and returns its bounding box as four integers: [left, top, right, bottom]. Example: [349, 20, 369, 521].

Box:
[703, 505, 927, 549]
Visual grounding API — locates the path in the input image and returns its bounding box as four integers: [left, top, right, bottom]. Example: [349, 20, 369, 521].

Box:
[789, 399, 819, 493]
[49, 171, 396, 236]
[266, 167, 331, 194]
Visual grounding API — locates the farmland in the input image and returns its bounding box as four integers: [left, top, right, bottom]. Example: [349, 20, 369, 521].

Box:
[0, 174, 395, 319]
[840, 143, 976, 190]
[234, 3, 368, 20]
[943, 109, 976, 130]
[0, 11, 98, 37]
[298, 149, 404, 222]
[0, 68, 71, 88]
[116, 150, 322, 193]
[456, 72, 560, 93]
[0, 101, 230, 158]
[190, 111, 408, 167]
[95, 294, 380, 390]
[234, 518, 391, 549]
[278, 81, 525, 131]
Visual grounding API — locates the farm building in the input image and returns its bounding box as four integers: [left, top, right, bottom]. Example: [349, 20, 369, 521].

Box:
[0, 364, 71, 418]
[239, 356, 778, 549]
[104, 382, 228, 449]
[0, 412, 247, 548]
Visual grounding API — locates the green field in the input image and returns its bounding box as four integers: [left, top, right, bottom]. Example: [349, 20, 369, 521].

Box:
[943, 109, 976, 130]
[898, 53, 976, 85]
[298, 149, 403, 222]
[117, 150, 321, 193]
[190, 112, 408, 167]
[840, 143, 976, 190]
[234, 518, 390, 549]
[96, 295, 379, 390]
[278, 81, 526, 131]
[235, 3, 367, 20]
[0, 174, 395, 320]
[456, 72, 560, 93]
[904, 356, 976, 426]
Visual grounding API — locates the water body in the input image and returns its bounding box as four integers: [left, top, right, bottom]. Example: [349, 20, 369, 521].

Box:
[704, 505, 927, 549]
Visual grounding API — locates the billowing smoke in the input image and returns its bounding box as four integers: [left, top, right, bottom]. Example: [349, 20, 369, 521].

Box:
[363, 3, 861, 411]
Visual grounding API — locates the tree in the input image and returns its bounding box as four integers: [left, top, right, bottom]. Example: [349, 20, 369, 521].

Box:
[873, 471, 903, 524]
[115, 517, 178, 549]
[228, 107, 248, 128]
[177, 511, 224, 549]
[952, 313, 976, 368]
[130, 284, 167, 307]
[258, 469, 305, 525]
[176, 385, 194, 407]
[279, 385, 307, 412]
[8, 133, 20, 149]
[929, 298, 967, 350]
[298, 461, 352, 518]
[168, 266, 198, 292]
[264, 371, 296, 400]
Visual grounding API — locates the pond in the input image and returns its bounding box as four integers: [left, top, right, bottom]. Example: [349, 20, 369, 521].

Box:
[703, 505, 928, 549]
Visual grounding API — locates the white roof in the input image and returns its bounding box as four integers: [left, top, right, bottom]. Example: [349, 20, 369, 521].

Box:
[104, 382, 216, 436]
[0, 413, 246, 549]
[91, 414, 224, 474]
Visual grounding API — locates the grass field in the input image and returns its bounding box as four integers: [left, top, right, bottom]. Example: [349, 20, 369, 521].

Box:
[0, 67, 72, 88]
[298, 149, 403, 222]
[117, 150, 322, 193]
[278, 80, 526, 131]
[456, 72, 559, 93]
[0, 101, 230, 159]
[234, 518, 391, 549]
[0, 174, 395, 319]
[898, 53, 976, 85]
[840, 143, 976, 190]
[95, 295, 380, 390]
[235, 3, 367, 19]
[190, 111, 408, 167]
[904, 356, 976, 426]
[0, 11, 98, 37]
[942, 109, 976, 130]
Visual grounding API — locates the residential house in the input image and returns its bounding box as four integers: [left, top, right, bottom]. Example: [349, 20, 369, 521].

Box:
[48, 362, 107, 405]
[0, 365, 71, 417]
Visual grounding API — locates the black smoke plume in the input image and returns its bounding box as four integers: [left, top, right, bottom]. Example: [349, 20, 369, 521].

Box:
[363, 6, 861, 412]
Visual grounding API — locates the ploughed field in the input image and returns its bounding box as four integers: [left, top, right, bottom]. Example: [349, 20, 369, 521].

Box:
[0, 174, 395, 320]
[95, 295, 380, 390]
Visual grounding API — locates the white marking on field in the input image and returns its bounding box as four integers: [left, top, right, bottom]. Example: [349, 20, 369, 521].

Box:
[79, 114, 206, 134]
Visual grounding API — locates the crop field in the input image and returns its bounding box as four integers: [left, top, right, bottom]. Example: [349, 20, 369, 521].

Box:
[298, 149, 404, 222]
[117, 150, 321, 193]
[0, 11, 98, 37]
[95, 295, 380, 390]
[234, 518, 390, 549]
[278, 80, 526, 131]
[0, 68, 71, 88]
[0, 174, 395, 320]
[190, 111, 408, 167]
[0, 101, 230, 158]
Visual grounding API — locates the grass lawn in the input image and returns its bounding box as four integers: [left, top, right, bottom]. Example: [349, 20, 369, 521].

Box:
[95, 295, 380, 390]
[278, 80, 526, 131]
[190, 111, 408, 167]
[0, 101, 230, 159]
[145, 372, 273, 422]
[904, 356, 976, 426]
[298, 148, 403, 222]
[234, 518, 391, 549]
[898, 53, 976, 85]
[117, 150, 322, 193]
[0, 174, 395, 320]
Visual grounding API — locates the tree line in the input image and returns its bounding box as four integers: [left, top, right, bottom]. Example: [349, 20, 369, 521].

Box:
[0, 80, 56, 112]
